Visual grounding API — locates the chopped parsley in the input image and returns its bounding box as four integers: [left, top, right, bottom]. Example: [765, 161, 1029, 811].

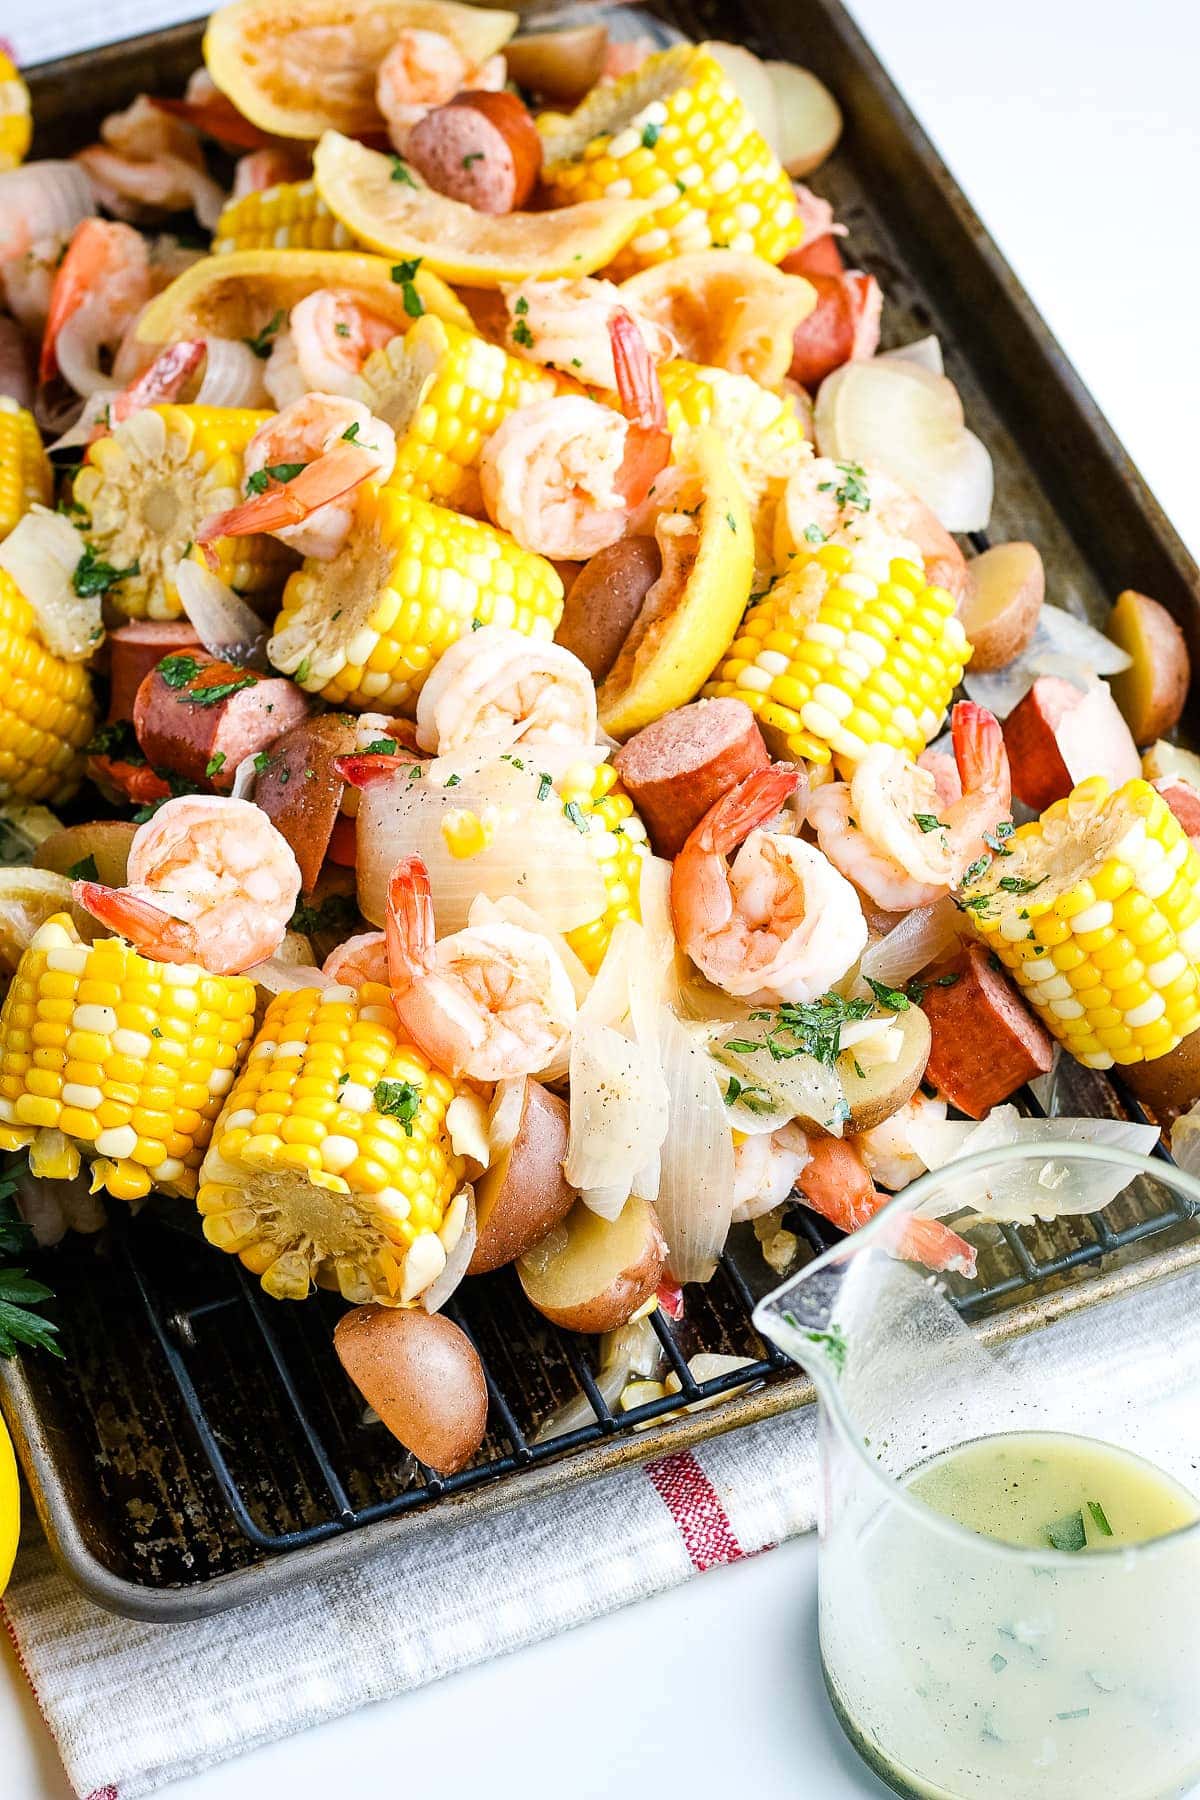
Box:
[205, 752, 227, 777]
[252, 749, 274, 775]
[444, 773, 461, 787]
[724, 992, 872, 1068]
[334, 320, 350, 338]
[294, 656, 312, 684]
[563, 799, 589, 834]
[66, 853, 99, 882]
[723, 1073, 773, 1113]
[372, 1078, 422, 1135]
[511, 318, 535, 349]
[390, 257, 425, 317]
[983, 822, 1014, 855]
[1087, 1499, 1113, 1537]
[913, 813, 943, 834]
[157, 654, 205, 689]
[865, 976, 909, 1011]
[363, 738, 397, 755]
[341, 420, 361, 442]
[0, 1262, 63, 1359]
[85, 718, 144, 763]
[905, 971, 961, 1005]
[536, 771, 553, 802]
[998, 874, 1046, 895]
[245, 461, 308, 496]
[803, 523, 827, 544]
[640, 120, 660, 148]
[242, 309, 284, 358]
[470, 616, 483, 631]
[158, 657, 256, 708]
[725, 511, 738, 532]
[961, 854, 990, 886]
[73, 543, 139, 598]
[991, 1654, 1007, 1675]
[1046, 1509, 1087, 1553]
[290, 890, 359, 938]
[389, 156, 417, 185]
[462, 151, 485, 169]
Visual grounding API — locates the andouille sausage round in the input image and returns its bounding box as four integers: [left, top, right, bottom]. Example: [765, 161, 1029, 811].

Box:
[613, 697, 772, 859]
[254, 713, 361, 893]
[405, 90, 543, 214]
[107, 621, 203, 723]
[133, 651, 309, 792]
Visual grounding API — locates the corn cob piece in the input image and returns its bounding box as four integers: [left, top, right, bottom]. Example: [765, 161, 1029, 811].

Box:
[0, 399, 52, 542]
[961, 775, 1200, 1070]
[705, 541, 970, 768]
[197, 980, 467, 1303]
[559, 759, 648, 974]
[540, 44, 802, 278]
[360, 314, 559, 515]
[212, 179, 359, 254]
[0, 50, 31, 172]
[0, 569, 94, 804]
[72, 405, 293, 621]
[0, 914, 256, 1198]
[268, 482, 563, 714]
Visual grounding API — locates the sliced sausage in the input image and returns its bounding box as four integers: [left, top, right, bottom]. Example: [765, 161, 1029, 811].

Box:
[613, 697, 771, 858]
[780, 234, 844, 279]
[134, 651, 309, 793]
[107, 621, 203, 723]
[253, 713, 362, 892]
[405, 90, 542, 215]
[920, 944, 1054, 1119]
[555, 536, 661, 684]
[1002, 675, 1140, 813]
[788, 270, 881, 391]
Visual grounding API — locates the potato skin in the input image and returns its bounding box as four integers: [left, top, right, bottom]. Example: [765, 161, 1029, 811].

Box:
[840, 1004, 931, 1133]
[518, 1198, 667, 1335]
[469, 1080, 576, 1275]
[960, 542, 1044, 672]
[1108, 588, 1191, 744]
[555, 537, 661, 684]
[1120, 1024, 1200, 1126]
[333, 1305, 488, 1476]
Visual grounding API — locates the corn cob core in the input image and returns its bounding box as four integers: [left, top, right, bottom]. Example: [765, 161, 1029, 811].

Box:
[540, 44, 802, 277]
[560, 760, 648, 973]
[0, 914, 255, 1198]
[0, 570, 94, 804]
[73, 405, 292, 621]
[0, 399, 53, 542]
[360, 314, 559, 516]
[0, 52, 31, 172]
[197, 981, 466, 1304]
[268, 482, 563, 714]
[962, 776, 1200, 1070]
[212, 179, 359, 254]
[705, 541, 970, 767]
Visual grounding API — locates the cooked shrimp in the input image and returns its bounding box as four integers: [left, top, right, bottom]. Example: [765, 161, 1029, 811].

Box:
[109, 337, 205, 425]
[855, 1095, 948, 1192]
[414, 625, 599, 765]
[73, 796, 302, 976]
[808, 701, 1011, 912]
[231, 147, 311, 199]
[196, 392, 396, 561]
[732, 1122, 810, 1223]
[322, 930, 389, 987]
[480, 310, 672, 560]
[37, 218, 151, 398]
[385, 855, 576, 1081]
[264, 289, 397, 409]
[375, 29, 505, 151]
[775, 455, 970, 601]
[76, 96, 226, 231]
[797, 1134, 976, 1276]
[671, 766, 868, 1003]
[0, 160, 94, 266]
[500, 277, 677, 391]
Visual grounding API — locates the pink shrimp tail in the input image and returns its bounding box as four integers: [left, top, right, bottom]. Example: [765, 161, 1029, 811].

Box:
[111, 338, 205, 425]
[609, 309, 671, 508]
[333, 752, 408, 790]
[689, 765, 801, 859]
[39, 218, 144, 384]
[72, 881, 200, 967]
[385, 855, 437, 998]
[798, 1137, 978, 1278]
[322, 930, 389, 988]
[895, 1214, 978, 1278]
[196, 444, 377, 545]
[951, 700, 1010, 810]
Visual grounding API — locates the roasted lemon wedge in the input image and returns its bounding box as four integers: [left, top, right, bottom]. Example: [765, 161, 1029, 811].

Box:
[621, 252, 815, 390]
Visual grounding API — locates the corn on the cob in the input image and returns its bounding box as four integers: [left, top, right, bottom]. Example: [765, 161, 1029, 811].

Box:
[0, 569, 94, 804]
[197, 980, 467, 1303]
[540, 44, 802, 278]
[0, 50, 31, 172]
[0, 914, 256, 1198]
[962, 775, 1200, 1070]
[559, 759, 648, 973]
[212, 179, 359, 254]
[268, 482, 563, 714]
[72, 405, 292, 621]
[0, 399, 52, 542]
[705, 541, 971, 768]
[360, 314, 559, 515]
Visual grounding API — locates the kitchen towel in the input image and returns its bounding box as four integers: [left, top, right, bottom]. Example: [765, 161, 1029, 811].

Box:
[8, 1263, 1200, 1800]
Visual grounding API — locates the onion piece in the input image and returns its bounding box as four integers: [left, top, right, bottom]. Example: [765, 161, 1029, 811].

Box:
[964, 604, 1134, 716]
[176, 558, 269, 668]
[532, 1314, 665, 1443]
[194, 336, 269, 409]
[0, 162, 94, 261]
[708, 1019, 848, 1136]
[655, 1006, 736, 1285]
[231, 754, 259, 801]
[857, 897, 960, 991]
[247, 955, 337, 995]
[445, 1092, 490, 1171]
[487, 1075, 528, 1165]
[815, 358, 993, 533]
[420, 1188, 477, 1313]
[565, 1017, 669, 1215]
[707, 43, 780, 153]
[906, 1105, 1160, 1221]
[0, 505, 98, 660]
[47, 389, 116, 453]
[878, 335, 944, 376]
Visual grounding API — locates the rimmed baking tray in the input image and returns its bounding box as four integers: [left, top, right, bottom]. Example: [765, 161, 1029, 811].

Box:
[3, 0, 1199, 1620]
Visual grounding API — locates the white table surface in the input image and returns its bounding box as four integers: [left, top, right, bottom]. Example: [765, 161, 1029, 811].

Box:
[3, 2, 1200, 1796]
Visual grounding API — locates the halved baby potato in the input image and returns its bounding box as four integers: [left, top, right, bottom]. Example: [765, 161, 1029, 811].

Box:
[837, 1003, 932, 1135]
[333, 1303, 489, 1475]
[33, 820, 136, 889]
[518, 1196, 666, 1335]
[469, 1078, 576, 1275]
[1108, 587, 1191, 744]
[959, 541, 1044, 673]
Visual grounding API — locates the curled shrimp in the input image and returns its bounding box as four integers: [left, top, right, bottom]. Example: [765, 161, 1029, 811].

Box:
[480, 310, 672, 561]
[732, 1121, 810, 1223]
[108, 337, 206, 425]
[73, 796, 302, 976]
[671, 766, 868, 1004]
[500, 278, 676, 391]
[197, 391, 396, 562]
[775, 455, 970, 602]
[375, 29, 505, 151]
[75, 96, 226, 231]
[855, 1094, 947, 1193]
[414, 624, 599, 766]
[796, 1135, 976, 1276]
[39, 218, 151, 394]
[385, 855, 576, 1081]
[807, 701, 1011, 913]
[264, 289, 397, 409]
[322, 930, 389, 987]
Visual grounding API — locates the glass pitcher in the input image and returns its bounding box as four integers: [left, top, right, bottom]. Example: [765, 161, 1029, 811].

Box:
[753, 1141, 1200, 1800]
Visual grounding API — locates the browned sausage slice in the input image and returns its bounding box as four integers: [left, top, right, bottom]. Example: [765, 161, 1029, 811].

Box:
[107, 621, 203, 723]
[555, 536, 661, 684]
[133, 652, 309, 792]
[254, 713, 362, 892]
[405, 90, 543, 215]
[613, 697, 771, 859]
[788, 270, 881, 391]
[920, 944, 1054, 1119]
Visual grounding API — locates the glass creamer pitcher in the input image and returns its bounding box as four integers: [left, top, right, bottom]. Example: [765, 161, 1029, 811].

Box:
[753, 1141, 1200, 1800]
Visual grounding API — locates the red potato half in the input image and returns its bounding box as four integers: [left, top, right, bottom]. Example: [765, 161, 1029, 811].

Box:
[1153, 776, 1200, 838]
[1002, 675, 1141, 812]
[518, 1197, 667, 1335]
[764, 61, 842, 176]
[1121, 1024, 1200, 1124]
[469, 1079, 577, 1275]
[1107, 588, 1191, 744]
[959, 541, 1044, 672]
[838, 1003, 931, 1134]
[34, 820, 137, 889]
[554, 536, 661, 684]
[504, 25, 609, 106]
[333, 1305, 488, 1476]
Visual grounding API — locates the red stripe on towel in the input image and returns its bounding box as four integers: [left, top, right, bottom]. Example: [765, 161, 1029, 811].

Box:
[645, 1450, 745, 1572]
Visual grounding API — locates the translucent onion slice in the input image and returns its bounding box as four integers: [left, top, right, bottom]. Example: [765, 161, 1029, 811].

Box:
[655, 1006, 736, 1285]
[532, 1315, 664, 1443]
[420, 1189, 477, 1314]
[710, 1022, 848, 1136]
[0, 161, 94, 261]
[47, 390, 116, 453]
[878, 336, 944, 376]
[194, 336, 269, 408]
[565, 1017, 669, 1215]
[857, 897, 960, 991]
[815, 358, 993, 533]
[906, 1105, 1160, 1221]
[176, 558, 269, 668]
[0, 505, 99, 660]
[248, 956, 337, 996]
[964, 604, 1134, 716]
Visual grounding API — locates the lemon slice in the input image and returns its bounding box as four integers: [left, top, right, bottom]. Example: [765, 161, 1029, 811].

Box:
[0, 1415, 18, 1595]
[204, 0, 518, 139]
[597, 429, 754, 740]
[135, 247, 471, 348]
[0, 48, 32, 172]
[314, 131, 654, 285]
[621, 252, 815, 390]
[0, 867, 82, 973]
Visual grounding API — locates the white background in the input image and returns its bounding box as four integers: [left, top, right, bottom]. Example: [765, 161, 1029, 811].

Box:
[2, 2, 1199, 1796]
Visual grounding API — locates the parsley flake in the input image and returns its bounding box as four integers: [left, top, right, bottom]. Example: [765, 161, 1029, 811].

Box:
[372, 1078, 422, 1135]
[73, 544, 139, 598]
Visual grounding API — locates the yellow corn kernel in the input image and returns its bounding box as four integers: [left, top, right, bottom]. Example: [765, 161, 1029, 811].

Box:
[197, 981, 467, 1304]
[0, 399, 52, 541]
[212, 180, 359, 254]
[0, 569, 94, 804]
[558, 760, 649, 974]
[0, 51, 31, 171]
